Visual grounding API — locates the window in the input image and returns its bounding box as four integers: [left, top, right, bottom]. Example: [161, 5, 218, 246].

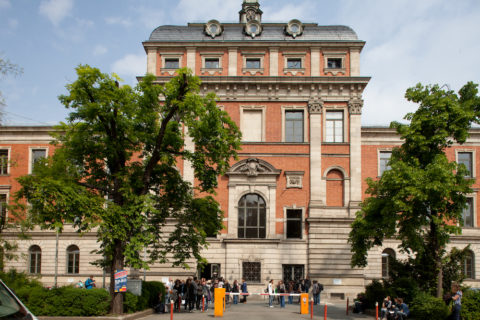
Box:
[282, 265, 304, 282]
[287, 58, 302, 69]
[30, 148, 47, 173]
[242, 261, 261, 283]
[0, 194, 7, 229]
[327, 58, 342, 69]
[29, 245, 41, 274]
[205, 58, 219, 69]
[164, 58, 179, 69]
[382, 248, 396, 278]
[67, 245, 80, 274]
[286, 209, 302, 239]
[379, 151, 392, 176]
[242, 109, 263, 142]
[246, 58, 261, 69]
[463, 250, 474, 279]
[238, 194, 266, 238]
[462, 198, 474, 227]
[325, 111, 344, 142]
[0, 150, 8, 175]
[285, 111, 304, 142]
[458, 152, 473, 177]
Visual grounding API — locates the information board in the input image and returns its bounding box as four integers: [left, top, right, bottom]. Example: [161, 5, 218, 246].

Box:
[114, 270, 128, 293]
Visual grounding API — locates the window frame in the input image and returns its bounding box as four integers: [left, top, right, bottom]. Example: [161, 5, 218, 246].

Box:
[242, 52, 265, 75]
[378, 149, 393, 176]
[324, 110, 345, 143]
[0, 193, 8, 228]
[238, 193, 266, 239]
[463, 250, 475, 279]
[28, 147, 48, 174]
[323, 52, 347, 75]
[28, 245, 42, 274]
[201, 53, 223, 74]
[0, 148, 10, 175]
[285, 208, 303, 239]
[160, 52, 183, 72]
[242, 261, 261, 283]
[282, 106, 308, 143]
[462, 197, 475, 228]
[240, 105, 266, 142]
[66, 245, 80, 275]
[381, 248, 396, 278]
[283, 52, 306, 75]
[456, 150, 475, 178]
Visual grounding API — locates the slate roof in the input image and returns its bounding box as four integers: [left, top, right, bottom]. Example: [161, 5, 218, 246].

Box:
[148, 23, 359, 42]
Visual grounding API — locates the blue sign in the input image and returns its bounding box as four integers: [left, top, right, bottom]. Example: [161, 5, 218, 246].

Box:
[114, 270, 128, 293]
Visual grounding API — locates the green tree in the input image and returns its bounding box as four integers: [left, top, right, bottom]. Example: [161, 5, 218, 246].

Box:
[14, 65, 241, 314]
[349, 82, 480, 297]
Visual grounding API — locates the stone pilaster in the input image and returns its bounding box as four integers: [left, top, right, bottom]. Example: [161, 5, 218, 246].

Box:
[228, 48, 238, 76]
[186, 47, 196, 72]
[350, 48, 361, 76]
[269, 47, 279, 76]
[348, 98, 363, 209]
[309, 97, 324, 208]
[146, 48, 157, 75]
[311, 47, 320, 76]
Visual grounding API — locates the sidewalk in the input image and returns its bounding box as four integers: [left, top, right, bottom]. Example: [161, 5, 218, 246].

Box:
[139, 297, 374, 320]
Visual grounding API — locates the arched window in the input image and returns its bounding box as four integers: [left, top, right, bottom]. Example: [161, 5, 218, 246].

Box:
[29, 245, 41, 274]
[66, 245, 80, 274]
[382, 248, 396, 278]
[463, 250, 475, 279]
[238, 194, 266, 238]
[326, 169, 344, 207]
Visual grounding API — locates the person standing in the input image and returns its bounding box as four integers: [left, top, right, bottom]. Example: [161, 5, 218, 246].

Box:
[85, 275, 95, 289]
[268, 279, 274, 307]
[287, 281, 294, 304]
[241, 278, 248, 303]
[451, 283, 462, 320]
[232, 280, 239, 304]
[312, 280, 322, 305]
[278, 280, 286, 308]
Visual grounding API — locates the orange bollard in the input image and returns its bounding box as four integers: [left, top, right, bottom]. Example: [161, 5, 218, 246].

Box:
[202, 295, 205, 312]
[170, 300, 173, 320]
[310, 298, 313, 319]
[324, 303, 327, 320]
[346, 297, 349, 315]
[375, 301, 378, 320]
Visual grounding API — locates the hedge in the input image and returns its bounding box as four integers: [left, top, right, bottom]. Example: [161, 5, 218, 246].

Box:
[410, 292, 449, 320]
[461, 289, 480, 320]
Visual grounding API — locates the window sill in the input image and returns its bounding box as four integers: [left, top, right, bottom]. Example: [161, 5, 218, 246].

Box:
[242, 68, 264, 75]
[322, 142, 349, 145]
[201, 68, 223, 75]
[323, 68, 346, 76]
[223, 238, 280, 244]
[283, 68, 305, 76]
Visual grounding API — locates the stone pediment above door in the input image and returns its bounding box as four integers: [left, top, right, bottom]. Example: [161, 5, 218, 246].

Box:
[227, 158, 281, 177]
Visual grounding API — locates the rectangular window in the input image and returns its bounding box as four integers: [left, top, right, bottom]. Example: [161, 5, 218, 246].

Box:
[31, 149, 47, 173]
[242, 262, 261, 283]
[0, 194, 7, 228]
[458, 152, 473, 177]
[286, 209, 302, 239]
[242, 109, 263, 141]
[0, 150, 8, 175]
[285, 111, 304, 143]
[205, 58, 219, 69]
[164, 58, 179, 69]
[246, 58, 261, 69]
[282, 265, 304, 282]
[325, 111, 344, 142]
[462, 198, 474, 228]
[327, 58, 342, 69]
[379, 151, 392, 176]
[287, 58, 302, 69]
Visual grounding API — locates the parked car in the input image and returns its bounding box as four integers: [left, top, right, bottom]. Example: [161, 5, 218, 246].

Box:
[0, 279, 37, 319]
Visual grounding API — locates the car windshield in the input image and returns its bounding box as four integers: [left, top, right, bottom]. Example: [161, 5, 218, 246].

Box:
[0, 281, 29, 319]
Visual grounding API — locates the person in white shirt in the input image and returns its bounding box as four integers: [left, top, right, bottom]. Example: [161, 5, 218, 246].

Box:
[268, 279, 274, 308]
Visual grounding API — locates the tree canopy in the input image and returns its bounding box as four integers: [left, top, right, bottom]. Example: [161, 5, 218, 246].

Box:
[14, 65, 242, 313]
[349, 82, 480, 296]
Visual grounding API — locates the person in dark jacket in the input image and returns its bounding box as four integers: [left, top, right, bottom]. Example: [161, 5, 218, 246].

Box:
[241, 278, 248, 303]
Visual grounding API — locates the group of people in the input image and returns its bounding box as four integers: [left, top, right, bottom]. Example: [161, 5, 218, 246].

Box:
[380, 296, 410, 320]
[75, 275, 96, 289]
[160, 277, 248, 313]
[266, 278, 324, 308]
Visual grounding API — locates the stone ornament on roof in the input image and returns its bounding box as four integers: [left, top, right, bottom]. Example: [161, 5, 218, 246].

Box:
[245, 20, 262, 38]
[239, 0, 263, 23]
[285, 19, 303, 38]
[205, 20, 223, 38]
[227, 158, 281, 177]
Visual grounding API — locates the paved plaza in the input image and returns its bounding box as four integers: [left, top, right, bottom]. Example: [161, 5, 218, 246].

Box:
[140, 297, 374, 320]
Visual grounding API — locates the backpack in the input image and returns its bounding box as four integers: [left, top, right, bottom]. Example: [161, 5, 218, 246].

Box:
[318, 283, 324, 292]
[313, 283, 320, 294]
[197, 283, 203, 295]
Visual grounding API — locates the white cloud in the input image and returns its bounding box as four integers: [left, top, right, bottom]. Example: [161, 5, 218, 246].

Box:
[39, 0, 74, 26]
[93, 45, 108, 56]
[111, 54, 146, 85]
[0, 0, 10, 9]
[105, 16, 132, 28]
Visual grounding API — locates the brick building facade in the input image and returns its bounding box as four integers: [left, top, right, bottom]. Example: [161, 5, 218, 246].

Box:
[1, 1, 479, 298]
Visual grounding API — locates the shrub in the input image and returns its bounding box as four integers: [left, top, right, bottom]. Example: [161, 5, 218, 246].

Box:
[461, 289, 480, 320]
[410, 292, 449, 320]
[0, 269, 42, 292]
[141, 281, 165, 308]
[124, 291, 140, 313]
[364, 280, 389, 309]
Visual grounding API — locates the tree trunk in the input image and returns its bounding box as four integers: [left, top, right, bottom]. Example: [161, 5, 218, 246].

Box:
[109, 240, 125, 314]
[436, 261, 443, 298]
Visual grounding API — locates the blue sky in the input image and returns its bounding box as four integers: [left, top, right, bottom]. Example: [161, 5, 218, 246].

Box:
[1, 0, 480, 126]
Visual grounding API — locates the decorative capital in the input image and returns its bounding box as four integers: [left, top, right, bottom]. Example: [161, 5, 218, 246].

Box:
[348, 98, 363, 115]
[308, 97, 324, 114]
